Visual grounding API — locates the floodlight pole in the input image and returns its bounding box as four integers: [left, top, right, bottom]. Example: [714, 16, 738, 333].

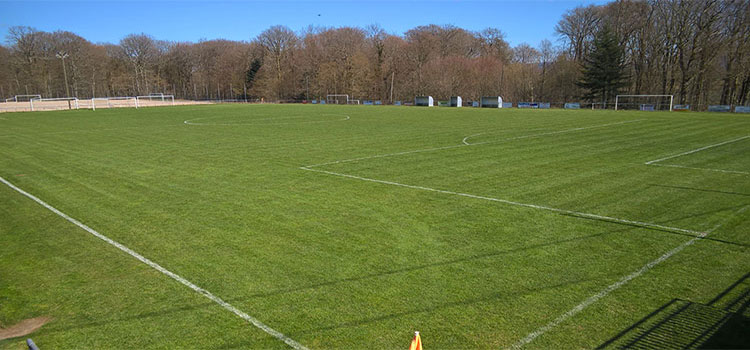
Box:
[390, 72, 395, 104]
[56, 52, 70, 97]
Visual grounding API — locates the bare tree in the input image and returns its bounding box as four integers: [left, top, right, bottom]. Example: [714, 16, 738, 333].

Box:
[2, 8, 748, 107]
[538, 39, 556, 99]
[512, 43, 540, 64]
[257, 25, 298, 100]
[556, 5, 601, 61]
[477, 28, 511, 62]
[119, 33, 157, 94]
[718, 0, 750, 105]
[6, 26, 45, 95]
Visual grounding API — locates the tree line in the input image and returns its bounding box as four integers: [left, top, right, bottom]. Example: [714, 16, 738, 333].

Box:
[1, 0, 748, 108]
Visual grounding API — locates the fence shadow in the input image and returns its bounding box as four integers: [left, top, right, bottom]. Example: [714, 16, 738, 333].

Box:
[597, 273, 750, 349]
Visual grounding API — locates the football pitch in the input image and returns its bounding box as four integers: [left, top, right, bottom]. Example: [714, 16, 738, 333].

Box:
[1, 104, 748, 349]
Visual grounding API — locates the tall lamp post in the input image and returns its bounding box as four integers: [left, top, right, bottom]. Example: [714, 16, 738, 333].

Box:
[56, 52, 70, 97]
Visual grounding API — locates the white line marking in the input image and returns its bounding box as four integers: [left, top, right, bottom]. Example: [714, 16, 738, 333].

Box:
[461, 127, 552, 146]
[300, 167, 703, 236]
[462, 133, 484, 145]
[306, 120, 643, 168]
[300, 116, 711, 346]
[0, 176, 308, 350]
[470, 120, 643, 146]
[184, 114, 350, 126]
[511, 205, 748, 349]
[649, 163, 749, 175]
[302, 119, 693, 236]
[645, 135, 750, 165]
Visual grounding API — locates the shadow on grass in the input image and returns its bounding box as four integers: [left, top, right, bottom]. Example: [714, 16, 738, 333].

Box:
[295, 277, 593, 335]
[240, 227, 620, 300]
[567, 203, 749, 248]
[597, 272, 750, 349]
[39, 226, 623, 336]
[38, 221, 743, 344]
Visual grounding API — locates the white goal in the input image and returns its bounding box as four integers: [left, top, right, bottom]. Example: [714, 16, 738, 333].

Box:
[91, 97, 139, 111]
[30, 97, 79, 111]
[615, 95, 673, 111]
[5, 94, 42, 103]
[326, 94, 350, 105]
[136, 94, 175, 106]
[347, 99, 360, 105]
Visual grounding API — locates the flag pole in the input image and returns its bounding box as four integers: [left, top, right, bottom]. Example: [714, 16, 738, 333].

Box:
[409, 331, 422, 350]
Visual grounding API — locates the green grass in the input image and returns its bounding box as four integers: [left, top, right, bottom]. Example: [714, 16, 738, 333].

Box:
[1, 104, 748, 349]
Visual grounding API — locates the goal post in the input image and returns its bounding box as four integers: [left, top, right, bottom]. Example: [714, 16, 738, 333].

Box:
[91, 97, 139, 111]
[29, 97, 79, 111]
[136, 94, 175, 106]
[326, 94, 349, 105]
[615, 95, 673, 111]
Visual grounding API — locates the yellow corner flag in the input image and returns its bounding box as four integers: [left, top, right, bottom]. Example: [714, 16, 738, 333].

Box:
[409, 331, 422, 350]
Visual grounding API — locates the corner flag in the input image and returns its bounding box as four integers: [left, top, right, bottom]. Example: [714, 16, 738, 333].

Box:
[409, 331, 422, 350]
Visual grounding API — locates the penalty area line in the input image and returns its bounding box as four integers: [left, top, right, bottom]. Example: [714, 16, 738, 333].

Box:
[649, 163, 749, 175]
[511, 204, 748, 349]
[299, 167, 703, 236]
[645, 135, 750, 165]
[0, 176, 308, 350]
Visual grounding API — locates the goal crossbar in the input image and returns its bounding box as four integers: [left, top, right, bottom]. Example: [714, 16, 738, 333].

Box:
[5, 94, 42, 103]
[136, 94, 175, 105]
[326, 94, 349, 104]
[615, 95, 673, 111]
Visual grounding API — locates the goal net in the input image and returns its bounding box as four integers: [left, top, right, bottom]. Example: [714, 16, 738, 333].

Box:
[615, 95, 673, 111]
[29, 97, 79, 111]
[326, 94, 349, 105]
[90, 97, 138, 110]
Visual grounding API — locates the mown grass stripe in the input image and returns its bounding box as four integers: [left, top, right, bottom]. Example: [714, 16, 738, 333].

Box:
[300, 167, 703, 236]
[645, 135, 750, 165]
[0, 176, 308, 350]
[512, 205, 748, 349]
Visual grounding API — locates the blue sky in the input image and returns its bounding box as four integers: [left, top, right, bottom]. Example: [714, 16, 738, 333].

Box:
[1, 0, 609, 47]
